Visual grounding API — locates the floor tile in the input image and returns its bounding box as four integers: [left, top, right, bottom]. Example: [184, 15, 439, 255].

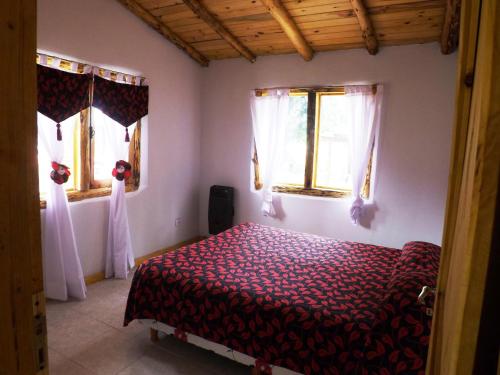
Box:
[117, 345, 208, 375]
[47, 311, 115, 358]
[46, 270, 251, 375]
[48, 348, 95, 375]
[68, 328, 152, 375]
[46, 300, 81, 327]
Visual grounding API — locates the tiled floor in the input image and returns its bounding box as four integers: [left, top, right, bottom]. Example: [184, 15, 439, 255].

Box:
[46, 273, 249, 375]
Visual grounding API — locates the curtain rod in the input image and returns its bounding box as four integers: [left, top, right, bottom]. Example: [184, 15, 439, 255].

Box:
[254, 84, 378, 94]
[254, 85, 344, 91]
[36, 52, 147, 83]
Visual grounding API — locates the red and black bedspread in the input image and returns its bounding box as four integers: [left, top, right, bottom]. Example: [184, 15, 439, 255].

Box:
[124, 223, 440, 375]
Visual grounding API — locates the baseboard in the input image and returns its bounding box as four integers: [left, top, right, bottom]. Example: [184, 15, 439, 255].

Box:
[84, 271, 105, 285]
[133, 236, 205, 266]
[84, 236, 205, 286]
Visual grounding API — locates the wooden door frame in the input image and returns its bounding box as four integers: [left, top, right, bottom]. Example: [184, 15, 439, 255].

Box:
[0, 1, 48, 374]
[427, 0, 500, 373]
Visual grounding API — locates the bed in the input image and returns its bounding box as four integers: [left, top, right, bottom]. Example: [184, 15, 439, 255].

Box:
[124, 223, 440, 375]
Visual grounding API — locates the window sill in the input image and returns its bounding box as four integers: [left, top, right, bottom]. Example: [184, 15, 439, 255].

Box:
[272, 185, 351, 198]
[40, 184, 138, 209]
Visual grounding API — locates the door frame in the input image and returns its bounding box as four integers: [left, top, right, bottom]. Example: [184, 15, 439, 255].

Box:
[0, 1, 48, 374]
[427, 0, 500, 373]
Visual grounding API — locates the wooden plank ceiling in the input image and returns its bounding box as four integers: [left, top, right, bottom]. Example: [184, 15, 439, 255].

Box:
[117, 0, 460, 66]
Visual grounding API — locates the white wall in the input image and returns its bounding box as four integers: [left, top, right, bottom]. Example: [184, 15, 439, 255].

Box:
[199, 44, 457, 248]
[38, 0, 457, 277]
[38, 0, 203, 276]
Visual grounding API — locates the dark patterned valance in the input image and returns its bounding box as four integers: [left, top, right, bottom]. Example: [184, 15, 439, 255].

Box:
[37, 64, 91, 140]
[92, 75, 149, 142]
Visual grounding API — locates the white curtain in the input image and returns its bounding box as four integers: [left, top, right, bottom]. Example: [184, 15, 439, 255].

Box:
[250, 89, 290, 217]
[345, 85, 383, 225]
[38, 113, 86, 301]
[93, 108, 136, 279]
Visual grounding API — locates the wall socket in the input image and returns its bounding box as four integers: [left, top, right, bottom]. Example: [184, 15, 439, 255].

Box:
[174, 218, 181, 227]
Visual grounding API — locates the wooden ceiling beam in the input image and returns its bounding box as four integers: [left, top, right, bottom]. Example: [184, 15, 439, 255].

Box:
[182, 0, 256, 63]
[441, 0, 461, 54]
[259, 0, 314, 61]
[115, 0, 209, 67]
[349, 0, 379, 55]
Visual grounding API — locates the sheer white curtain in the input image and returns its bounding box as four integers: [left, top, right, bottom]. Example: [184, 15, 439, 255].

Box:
[345, 85, 383, 224]
[250, 89, 290, 217]
[92, 108, 136, 279]
[38, 113, 86, 301]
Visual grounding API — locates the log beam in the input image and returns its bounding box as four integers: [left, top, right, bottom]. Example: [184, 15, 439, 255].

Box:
[441, 0, 461, 54]
[259, 0, 314, 61]
[115, 0, 209, 67]
[182, 0, 256, 63]
[349, 0, 378, 55]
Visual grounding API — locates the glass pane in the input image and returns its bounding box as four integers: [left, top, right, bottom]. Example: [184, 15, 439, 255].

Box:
[275, 95, 308, 185]
[37, 112, 78, 195]
[92, 108, 135, 181]
[315, 94, 352, 190]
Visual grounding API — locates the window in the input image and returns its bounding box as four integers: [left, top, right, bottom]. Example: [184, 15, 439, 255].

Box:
[90, 108, 138, 189]
[37, 55, 142, 208]
[253, 87, 373, 198]
[274, 93, 308, 186]
[38, 112, 80, 196]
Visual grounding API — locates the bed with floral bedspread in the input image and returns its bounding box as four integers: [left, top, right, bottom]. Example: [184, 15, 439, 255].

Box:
[124, 222, 440, 375]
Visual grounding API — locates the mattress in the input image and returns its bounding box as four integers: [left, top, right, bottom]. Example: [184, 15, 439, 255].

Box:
[124, 223, 440, 375]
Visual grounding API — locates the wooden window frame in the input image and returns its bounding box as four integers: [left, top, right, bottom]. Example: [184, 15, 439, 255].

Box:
[39, 112, 141, 209]
[38, 55, 142, 209]
[253, 86, 373, 199]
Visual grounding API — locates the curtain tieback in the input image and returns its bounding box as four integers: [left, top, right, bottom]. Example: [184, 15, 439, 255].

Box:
[350, 196, 364, 225]
[262, 189, 276, 217]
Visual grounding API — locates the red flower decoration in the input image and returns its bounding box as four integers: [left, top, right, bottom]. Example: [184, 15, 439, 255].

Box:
[174, 328, 188, 342]
[255, 359, 272, 374]
[50, 161, 71, 185]
[112, 160, 132, 181]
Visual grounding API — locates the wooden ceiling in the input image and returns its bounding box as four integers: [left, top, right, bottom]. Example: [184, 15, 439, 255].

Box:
[116, 0, 460, 66]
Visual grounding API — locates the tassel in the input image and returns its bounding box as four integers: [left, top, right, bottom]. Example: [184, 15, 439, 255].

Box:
[125, 127, 130, 142]
[56, 123, 62, 141]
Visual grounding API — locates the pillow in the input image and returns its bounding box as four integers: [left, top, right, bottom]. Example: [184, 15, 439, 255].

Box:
[383, 241, 441, 313]
[391, 241, 441, 276]
[363, 242, 441, 374]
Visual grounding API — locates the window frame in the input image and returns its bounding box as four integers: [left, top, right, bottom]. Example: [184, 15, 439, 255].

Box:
[38, 55, 142, 209]
[253, 86, 373, 199]
[87, 111, 142, 191]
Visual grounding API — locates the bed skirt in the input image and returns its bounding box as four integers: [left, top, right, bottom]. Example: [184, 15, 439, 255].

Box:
[139, 319, 301, 375]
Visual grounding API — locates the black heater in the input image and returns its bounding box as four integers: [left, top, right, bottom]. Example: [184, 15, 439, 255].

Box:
[208, 185, 234, 235]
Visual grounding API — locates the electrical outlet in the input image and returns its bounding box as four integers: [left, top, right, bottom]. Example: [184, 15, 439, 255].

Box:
[174, 218, 181, 227]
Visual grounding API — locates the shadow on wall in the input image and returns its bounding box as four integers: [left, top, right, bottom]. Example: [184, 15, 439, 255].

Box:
[359, 202, 379, 229]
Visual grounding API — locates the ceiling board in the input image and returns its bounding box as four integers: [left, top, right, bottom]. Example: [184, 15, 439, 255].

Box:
[121, 0, 453, 64]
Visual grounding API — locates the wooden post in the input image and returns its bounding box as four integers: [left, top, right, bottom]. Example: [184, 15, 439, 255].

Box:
[80, 108, 91, 191]
[0, 0, 47, 374]
[427, 0, 500, 373]
[304, 91, 317, 188]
